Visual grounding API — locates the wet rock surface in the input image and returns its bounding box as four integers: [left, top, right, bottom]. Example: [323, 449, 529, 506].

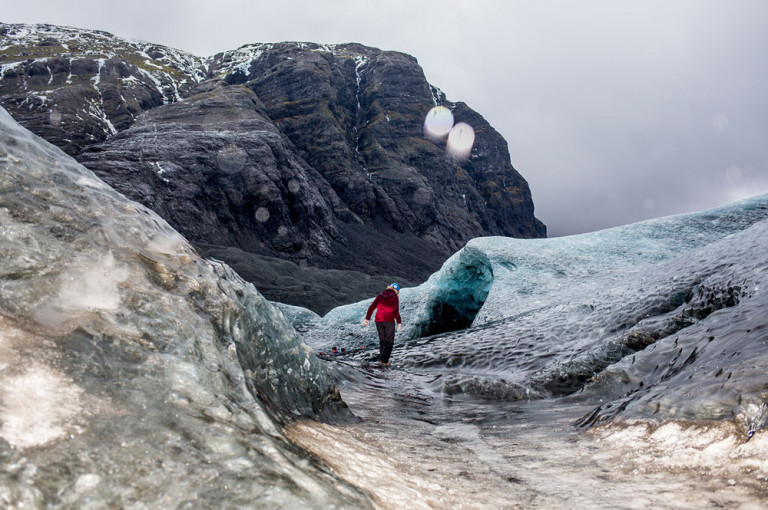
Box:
[1, 23, 544, 312]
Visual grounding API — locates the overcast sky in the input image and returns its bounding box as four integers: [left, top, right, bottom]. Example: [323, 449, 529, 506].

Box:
[5, 0, 768, 236]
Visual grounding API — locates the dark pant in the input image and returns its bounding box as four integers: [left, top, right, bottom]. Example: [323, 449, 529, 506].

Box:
[375, 321, 396, 363]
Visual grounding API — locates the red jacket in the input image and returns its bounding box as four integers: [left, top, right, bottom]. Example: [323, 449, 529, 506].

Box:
[366, 289, 401, 323]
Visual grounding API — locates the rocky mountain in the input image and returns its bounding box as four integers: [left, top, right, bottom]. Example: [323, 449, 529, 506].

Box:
[0, 23, 546, 313]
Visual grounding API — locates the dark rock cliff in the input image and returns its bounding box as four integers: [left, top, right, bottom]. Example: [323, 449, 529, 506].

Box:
[78, 82, 342, 262]
[1, 23, 546, 313]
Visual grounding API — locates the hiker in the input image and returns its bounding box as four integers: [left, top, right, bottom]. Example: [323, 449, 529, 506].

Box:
[363, 283, 402, 365]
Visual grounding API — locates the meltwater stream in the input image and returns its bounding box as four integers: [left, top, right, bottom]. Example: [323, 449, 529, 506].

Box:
[288, 355, 768, 509]
[288, 351, 768, 509]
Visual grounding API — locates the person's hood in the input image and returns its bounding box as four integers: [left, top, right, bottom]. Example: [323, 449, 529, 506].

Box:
[379, 289, 398, 299]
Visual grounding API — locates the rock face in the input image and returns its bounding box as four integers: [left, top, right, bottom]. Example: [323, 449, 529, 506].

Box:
[0, 23, 546, 313]
[78, 82, 342, 263]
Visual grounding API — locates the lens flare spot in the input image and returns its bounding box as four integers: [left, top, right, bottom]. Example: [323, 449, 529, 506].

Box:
[424, 106, 454, 140]
[217, 145, 248, 173]
[49, 110, 62, 126]
[255, 207, 270, 223]
[287, 179, 300, 193]
[447, 122, 475, 161]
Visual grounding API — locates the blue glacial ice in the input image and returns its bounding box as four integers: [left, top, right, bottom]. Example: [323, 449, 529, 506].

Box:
[306, 192, 768, 428]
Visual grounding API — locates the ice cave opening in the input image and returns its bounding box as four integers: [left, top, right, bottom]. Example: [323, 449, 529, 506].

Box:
[415, 249, 494, 338]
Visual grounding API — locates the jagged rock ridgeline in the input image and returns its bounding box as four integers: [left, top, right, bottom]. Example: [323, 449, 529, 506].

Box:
[0, 23, 206, 154]
[0, 23, 545, 313]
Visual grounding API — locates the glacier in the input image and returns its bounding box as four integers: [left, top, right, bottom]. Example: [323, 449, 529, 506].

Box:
[306, 192, 768, 427]
[0, 107, 371, 508]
